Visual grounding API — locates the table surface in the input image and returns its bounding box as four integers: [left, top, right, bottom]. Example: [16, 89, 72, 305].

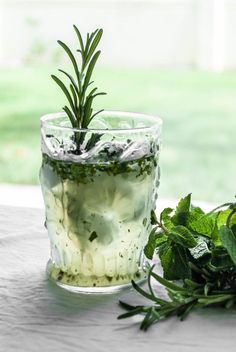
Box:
[1, 205, 236, 352]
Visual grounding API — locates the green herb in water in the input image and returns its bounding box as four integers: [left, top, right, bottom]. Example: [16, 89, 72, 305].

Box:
[42, 152, 157, 183]
[118, 194, 236, 330]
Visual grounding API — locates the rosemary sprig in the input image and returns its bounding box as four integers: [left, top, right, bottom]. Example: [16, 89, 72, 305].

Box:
[118, 266, 236, 331]
[51, 25, 106, 150]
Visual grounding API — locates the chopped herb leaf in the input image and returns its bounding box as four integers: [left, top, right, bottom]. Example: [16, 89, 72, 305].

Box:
[89, 231, 98, 242]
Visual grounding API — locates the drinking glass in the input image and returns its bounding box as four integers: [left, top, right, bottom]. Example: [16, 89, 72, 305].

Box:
[40, 111, 162, 293]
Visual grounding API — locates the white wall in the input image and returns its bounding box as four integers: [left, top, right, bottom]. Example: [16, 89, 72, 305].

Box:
[225, 0, 236, 68]
[0, 0, 236, 70]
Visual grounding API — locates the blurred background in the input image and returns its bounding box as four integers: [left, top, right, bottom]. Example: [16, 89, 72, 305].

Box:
[0, 0, 236, 206]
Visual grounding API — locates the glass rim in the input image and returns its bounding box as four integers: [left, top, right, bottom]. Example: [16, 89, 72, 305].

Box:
[40, 110, 162, 134]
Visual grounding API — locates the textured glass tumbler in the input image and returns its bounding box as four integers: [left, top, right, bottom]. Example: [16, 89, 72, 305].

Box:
[40, 111, 162, 293]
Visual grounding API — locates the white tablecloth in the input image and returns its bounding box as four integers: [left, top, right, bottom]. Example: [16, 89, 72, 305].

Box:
[1, 205, 236, 352]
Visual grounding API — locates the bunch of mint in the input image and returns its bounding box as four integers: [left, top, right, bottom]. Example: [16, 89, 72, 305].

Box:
[118, 194, 236, 330]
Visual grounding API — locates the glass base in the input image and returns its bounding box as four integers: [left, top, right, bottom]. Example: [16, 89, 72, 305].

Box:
[46, 259, 147, 294]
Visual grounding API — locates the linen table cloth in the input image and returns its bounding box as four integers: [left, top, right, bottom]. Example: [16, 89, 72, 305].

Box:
[1, 205, 236, 352]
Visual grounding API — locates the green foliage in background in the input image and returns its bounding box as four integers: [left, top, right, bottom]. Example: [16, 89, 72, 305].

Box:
[0, 67, 236, 202]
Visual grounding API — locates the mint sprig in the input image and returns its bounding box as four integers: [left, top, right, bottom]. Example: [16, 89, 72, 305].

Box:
[118, 194, 236, 330]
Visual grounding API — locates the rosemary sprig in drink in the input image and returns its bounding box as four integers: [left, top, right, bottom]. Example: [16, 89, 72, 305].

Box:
[51, 25, 106, 150]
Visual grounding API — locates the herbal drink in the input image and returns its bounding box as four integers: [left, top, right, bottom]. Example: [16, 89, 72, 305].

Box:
[40, 26, 161, 292]
[40, 141, 160, 289]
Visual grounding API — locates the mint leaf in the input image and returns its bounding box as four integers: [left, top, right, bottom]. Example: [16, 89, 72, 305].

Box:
[187, 206, 205, 224]
[160, 207, 174, 230]
[159, 243, 191, 280]
[217, 209, 231, 229]
[232, 224, 236, 236]
[219, 225, 236, 266]
[172, 194, 191, 226]
[211, 220, 221, 246]
[144, 228, 158, 259]
[228, 211, 236, 229]
[211, 247, 234, 269]
[169, 225, 197, 248]
[144, 242, 156, 260]
[189, 237, 211, 265]
[150, 210, 158, 225]
[144, 228, 167, 259]
[158, 243, 172, 278]
[188, 214, 215, 237]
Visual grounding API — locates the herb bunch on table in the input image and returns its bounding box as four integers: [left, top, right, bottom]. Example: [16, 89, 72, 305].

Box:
[118, 194, 236, 330]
